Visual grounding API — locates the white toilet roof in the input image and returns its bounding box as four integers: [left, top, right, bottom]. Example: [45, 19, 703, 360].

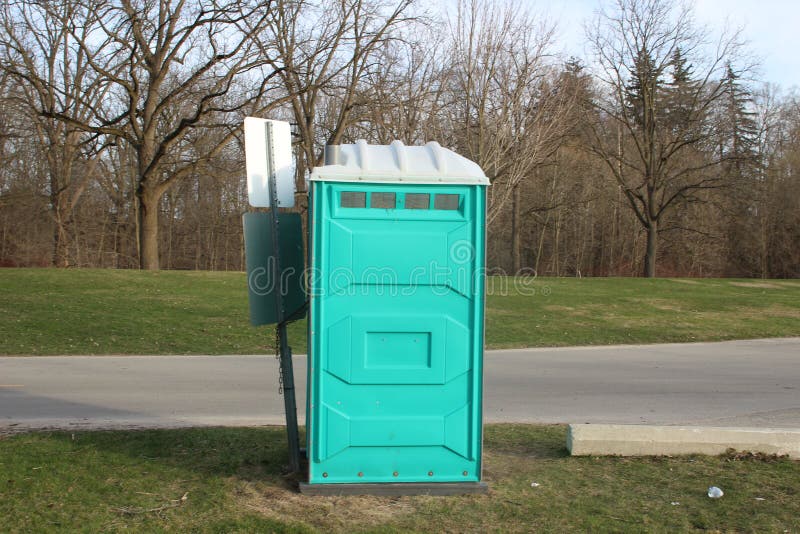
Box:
[309, 140, 489, 185]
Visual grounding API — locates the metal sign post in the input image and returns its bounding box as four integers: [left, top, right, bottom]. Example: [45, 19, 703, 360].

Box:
[244, 117, 305, 474]
[264, 120, 302, 474]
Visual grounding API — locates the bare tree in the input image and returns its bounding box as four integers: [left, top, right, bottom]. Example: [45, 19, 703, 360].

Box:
[749, 87, 800, 278]
[0, 0, 112, 267]
[257, 0, 415, 198]
[586, 0, 747, 277]
[443, 0, 576, 231]
[49, 0, 277, 269]
[353, 24, 449, 145]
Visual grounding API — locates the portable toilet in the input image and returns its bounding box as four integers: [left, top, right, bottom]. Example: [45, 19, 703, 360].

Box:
[304, 140, 489, 493]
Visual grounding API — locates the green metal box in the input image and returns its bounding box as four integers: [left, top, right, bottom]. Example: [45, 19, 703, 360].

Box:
[307, 141, 489, 485]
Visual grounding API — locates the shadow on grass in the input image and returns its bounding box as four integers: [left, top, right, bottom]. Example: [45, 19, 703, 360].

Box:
[41, 424, 568, 485]
[1, 426, 316, 532]
[47, 426, 300, 482]
[482, 424, 569, 458]
[19, 425, 568, 532]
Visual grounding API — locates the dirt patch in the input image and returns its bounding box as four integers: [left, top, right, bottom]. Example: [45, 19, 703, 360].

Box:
[236, 480, 418, 532]
[668, 279, 701, 285]
[730, 282, 785, 290]
[724, 448, 789, 462]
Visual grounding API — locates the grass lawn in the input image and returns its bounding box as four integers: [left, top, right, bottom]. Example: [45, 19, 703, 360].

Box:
[0, 425, 797, 532]
[1, 268, 799, 355]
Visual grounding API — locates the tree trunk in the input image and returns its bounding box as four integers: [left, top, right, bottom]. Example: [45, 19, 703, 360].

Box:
[511, 183, 521, 274]
[52, 213, 70, 268]
[138, 188, 160, 270]
[50, 171, 70, 267]
[552, 211, 561, 276]
[643, 220, 658, 278]
[534, 212, 549, 275]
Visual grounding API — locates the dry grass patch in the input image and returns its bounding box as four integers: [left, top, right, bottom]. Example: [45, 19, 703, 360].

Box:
[763, 305, 800, 319]
[543, 304, 608, 317]
[236, 479, 419, 532]
[729, 281, 786, 289]
[543, 304, 588, 316]
[640, 298, 684, 311]
[696, 305, 800, 321]
[486, 307, 519, 316]
[543, 305, 576, 312]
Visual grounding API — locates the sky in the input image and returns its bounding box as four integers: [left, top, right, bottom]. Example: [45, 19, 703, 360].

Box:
[548, 0, 800, 90]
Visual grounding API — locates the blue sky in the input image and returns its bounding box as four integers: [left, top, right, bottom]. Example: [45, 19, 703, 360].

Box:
[548, 0, 799, 89]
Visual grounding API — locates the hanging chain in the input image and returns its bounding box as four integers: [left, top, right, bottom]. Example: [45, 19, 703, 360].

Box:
[274, 325, 284, 395]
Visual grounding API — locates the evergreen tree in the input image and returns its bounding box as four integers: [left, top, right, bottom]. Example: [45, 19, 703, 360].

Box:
[721, 62, 759, 170]
[625, 50, 663, 129]
[560, 57, 594, 132]
[664, 48, 701, 137]
[720, 62, 761, 275]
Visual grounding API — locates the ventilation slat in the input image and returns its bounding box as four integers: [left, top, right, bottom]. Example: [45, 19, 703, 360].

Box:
[341, 191, 366, 208]
[405, 193, 430, 209]
[434, 194, 460, 210]
[371, 192, 396, 209]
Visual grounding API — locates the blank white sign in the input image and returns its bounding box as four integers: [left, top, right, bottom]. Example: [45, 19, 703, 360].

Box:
[244, 117, 295, 208]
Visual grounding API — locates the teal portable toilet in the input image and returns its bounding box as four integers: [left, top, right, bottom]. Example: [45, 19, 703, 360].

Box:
[303, 140, 489, 493]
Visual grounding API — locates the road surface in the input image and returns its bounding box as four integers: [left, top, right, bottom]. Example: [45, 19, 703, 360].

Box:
[1, 338, 798, 431]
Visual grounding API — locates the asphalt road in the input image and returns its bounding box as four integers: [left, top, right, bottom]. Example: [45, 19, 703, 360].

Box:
[1, 338, 799, 431]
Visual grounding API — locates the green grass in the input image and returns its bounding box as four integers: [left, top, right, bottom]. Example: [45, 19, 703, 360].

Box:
[1, 268, 799, 355]
[485, 276, 800, 349]
[0, 425, 797, 532]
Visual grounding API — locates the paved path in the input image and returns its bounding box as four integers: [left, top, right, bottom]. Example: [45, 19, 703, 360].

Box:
[1, 338, 798, 431]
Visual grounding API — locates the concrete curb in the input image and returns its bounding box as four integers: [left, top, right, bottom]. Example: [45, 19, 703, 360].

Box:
[567, 424, 800, 459]
[488, 337, 800, 355]
[3, 336, 799, 358]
